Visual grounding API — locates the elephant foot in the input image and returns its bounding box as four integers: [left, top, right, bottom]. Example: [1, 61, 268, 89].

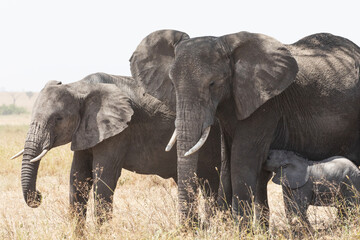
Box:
[94, 200, 114, 226]
[69, 201, 89, 237]
[254, 202, 270, 231]
[231, 198, 255, 230]
[217, 195, 232, 212]
[288, 216, 314, 237]
[290, 228, 315, 239]
[95, 215, 113, 226]
[181, 214, 200, 229]
[73, 220, 86, 238]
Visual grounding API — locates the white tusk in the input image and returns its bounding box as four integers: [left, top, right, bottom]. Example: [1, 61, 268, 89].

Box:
[10, 149, 24, 160]
[165, 129, 177, 151]
[29, 149, 49, 163]
[184, 126, 211, 157]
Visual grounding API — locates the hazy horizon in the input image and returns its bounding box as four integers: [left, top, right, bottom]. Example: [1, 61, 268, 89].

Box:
[1, 0, 360, 92]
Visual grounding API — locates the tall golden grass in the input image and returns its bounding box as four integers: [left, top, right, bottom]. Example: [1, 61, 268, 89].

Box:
[1, 121, 360, 239]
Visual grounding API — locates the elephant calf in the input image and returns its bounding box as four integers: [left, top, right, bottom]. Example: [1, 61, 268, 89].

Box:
[264, 150, 360, 229]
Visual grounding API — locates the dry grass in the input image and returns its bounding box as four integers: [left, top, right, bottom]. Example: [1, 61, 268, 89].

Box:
[1, 118, 360, 239]
[0, 114, 31, 126]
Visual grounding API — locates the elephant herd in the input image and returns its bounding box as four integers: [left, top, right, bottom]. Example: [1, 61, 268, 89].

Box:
[11, 29, 360, 232]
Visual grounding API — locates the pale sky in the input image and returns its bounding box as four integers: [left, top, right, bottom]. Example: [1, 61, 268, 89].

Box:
[1, 0, 359, 92]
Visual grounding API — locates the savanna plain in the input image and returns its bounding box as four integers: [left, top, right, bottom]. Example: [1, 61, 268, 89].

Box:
[1, 114, 360, 239]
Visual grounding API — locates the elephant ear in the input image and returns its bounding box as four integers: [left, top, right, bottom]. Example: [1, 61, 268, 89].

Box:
[71, 84, 134, 151]
[45, 80, 62, 86]
[130, 30, 190, 112]
[220, 32, 298, 120]
[272, 160, 309, 189]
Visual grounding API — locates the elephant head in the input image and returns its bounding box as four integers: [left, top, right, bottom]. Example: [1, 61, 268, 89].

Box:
[17, 78, 133, 208]
[264, 150, 309, 189]
[130, 30, 298, 219]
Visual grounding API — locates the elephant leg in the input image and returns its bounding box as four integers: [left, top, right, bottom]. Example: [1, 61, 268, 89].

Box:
[69, 150, 93, 230]
[230, 145, 264, 225]
[197, 153, 220, 206]
[283, 187, 312, 233]
[218, 165, 232, 211]
[217, 127, 232, 211]
[92, 151, 123, 225]
[337, 206, 349, 219]
[254, 169, 272, 229]
[337, 195, 354, 219]
[197, 178, 216, 226]
[230, 112, 279, 225]
[198, 162, 224, 219]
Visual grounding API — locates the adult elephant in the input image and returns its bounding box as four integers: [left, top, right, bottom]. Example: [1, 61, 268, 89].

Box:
[130, 30, 360, 224]
[13, 72, 224, 225]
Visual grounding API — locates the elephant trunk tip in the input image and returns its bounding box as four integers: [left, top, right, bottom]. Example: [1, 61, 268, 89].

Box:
[24, 190, 42, 208]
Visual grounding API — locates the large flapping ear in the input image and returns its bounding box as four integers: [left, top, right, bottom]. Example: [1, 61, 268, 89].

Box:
[272, 159, 309, 189]
[220, 32, 298, 120]
[71, 84, 134, 151]
[130, 30, 190, 111]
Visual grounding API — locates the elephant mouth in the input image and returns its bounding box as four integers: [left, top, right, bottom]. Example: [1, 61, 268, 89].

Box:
[165, 126, 211, 156]
[28, 149, 49, 163]
[12, 148, 50, 162]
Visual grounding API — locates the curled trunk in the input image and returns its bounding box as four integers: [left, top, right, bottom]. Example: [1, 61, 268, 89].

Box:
[21, 123, 48, 208]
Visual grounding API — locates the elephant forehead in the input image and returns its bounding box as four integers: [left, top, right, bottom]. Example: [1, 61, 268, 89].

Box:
[176, 37, 225, 62]
[35, 87, 73, 111]
[41, 85, 67, 97]
[172, 40, 231, 82]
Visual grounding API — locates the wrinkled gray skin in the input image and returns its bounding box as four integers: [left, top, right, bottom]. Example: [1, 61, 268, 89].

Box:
[130, 30, 360, 224]
[20, 72, 224, 224]
[265, 150, 360, 230]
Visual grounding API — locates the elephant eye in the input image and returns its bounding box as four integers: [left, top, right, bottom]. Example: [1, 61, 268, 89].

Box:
[209, 81, 215, 87]
[56, 117, 63, 121]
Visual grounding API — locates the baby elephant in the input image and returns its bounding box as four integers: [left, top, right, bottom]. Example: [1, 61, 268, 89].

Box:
[264, 150, 360, 229]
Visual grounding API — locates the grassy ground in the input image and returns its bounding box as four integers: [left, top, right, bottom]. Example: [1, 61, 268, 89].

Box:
[0, 114, 31, 126]
[1, 117, 360, 239]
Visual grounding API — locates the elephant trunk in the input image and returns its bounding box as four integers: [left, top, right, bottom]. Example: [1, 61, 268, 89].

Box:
[175, 100, 211, 223]
[21, 123, 49, 208]
[176, 120, 200, 222]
